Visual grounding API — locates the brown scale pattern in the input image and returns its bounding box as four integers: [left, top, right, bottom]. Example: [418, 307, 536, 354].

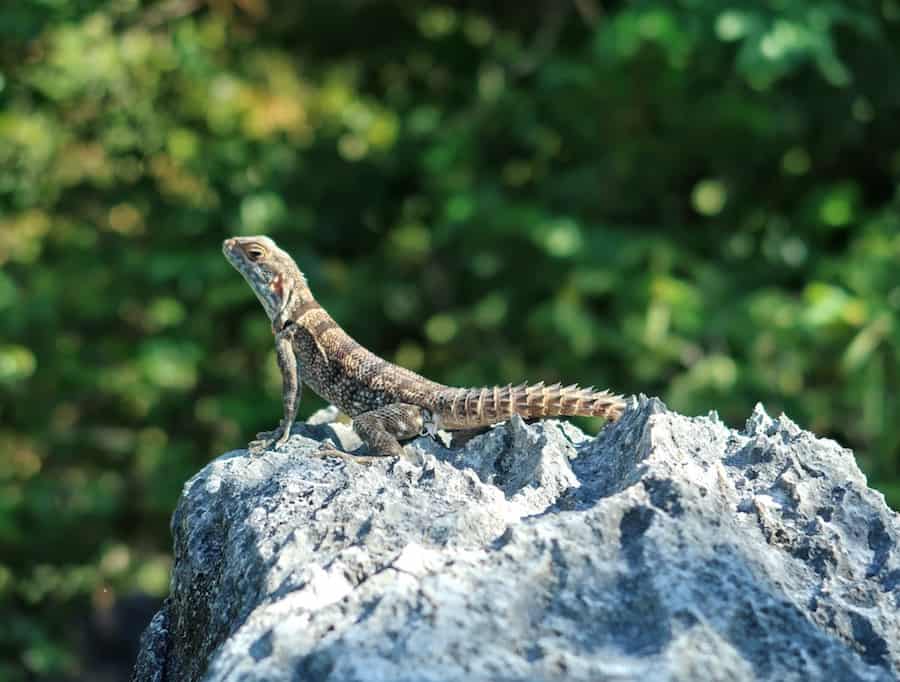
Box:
[291, 307, 623, 430]
[433, 382, 624, 429]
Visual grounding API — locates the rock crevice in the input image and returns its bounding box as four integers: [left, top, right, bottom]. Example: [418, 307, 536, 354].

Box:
[133, 398, 900, 682]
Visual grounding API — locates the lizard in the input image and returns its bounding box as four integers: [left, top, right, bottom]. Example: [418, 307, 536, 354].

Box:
[223, 235, 626, 463]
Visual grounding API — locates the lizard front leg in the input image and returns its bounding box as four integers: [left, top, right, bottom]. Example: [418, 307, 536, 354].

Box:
[251, 327, 301, 451]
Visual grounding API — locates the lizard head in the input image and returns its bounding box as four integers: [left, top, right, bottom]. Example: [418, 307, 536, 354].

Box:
[223, 235, 306, 321]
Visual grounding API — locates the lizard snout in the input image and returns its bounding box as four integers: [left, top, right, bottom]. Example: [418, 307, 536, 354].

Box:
[222, 238, 243, 266]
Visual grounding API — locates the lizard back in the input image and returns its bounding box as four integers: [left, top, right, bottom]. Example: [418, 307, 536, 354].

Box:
[291, 300, 446, 417]
[294, 300, 623, 428]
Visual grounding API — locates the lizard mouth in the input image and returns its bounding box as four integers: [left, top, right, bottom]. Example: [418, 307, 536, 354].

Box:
[222, 238, 244, 267]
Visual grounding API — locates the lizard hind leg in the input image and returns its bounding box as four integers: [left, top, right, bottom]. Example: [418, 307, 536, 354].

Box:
[351, 403, 426, 460]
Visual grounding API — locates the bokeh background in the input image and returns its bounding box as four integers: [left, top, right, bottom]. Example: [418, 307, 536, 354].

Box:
[2, 0, 900, 679]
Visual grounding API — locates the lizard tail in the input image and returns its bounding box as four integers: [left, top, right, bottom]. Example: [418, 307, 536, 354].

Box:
[439, 382, 626, 429]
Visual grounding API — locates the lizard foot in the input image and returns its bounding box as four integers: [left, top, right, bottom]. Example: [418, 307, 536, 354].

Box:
[273, 427, 293, 450]
[248, 426, 288, 453]
[310, 441, 381, 465]
[248, 438, 271, 455]
[247, 421, 291, 453]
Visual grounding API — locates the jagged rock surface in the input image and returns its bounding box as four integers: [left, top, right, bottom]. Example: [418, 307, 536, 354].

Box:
[132, 398, 900, 682]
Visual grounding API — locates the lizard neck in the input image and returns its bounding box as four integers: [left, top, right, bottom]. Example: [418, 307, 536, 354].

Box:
[272, 267, 313, 332]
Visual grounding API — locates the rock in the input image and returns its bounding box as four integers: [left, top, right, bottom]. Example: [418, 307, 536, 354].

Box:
[132, 397, 900, 682]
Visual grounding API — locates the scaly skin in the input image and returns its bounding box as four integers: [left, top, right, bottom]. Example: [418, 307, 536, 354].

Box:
[223, 235, 625, 461]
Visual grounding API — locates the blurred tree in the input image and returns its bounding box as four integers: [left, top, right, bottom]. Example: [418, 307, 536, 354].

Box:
[1, 0, 899, 678]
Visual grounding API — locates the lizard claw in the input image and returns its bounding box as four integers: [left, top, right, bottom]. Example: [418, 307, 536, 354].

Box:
[311, 440, 379, 465]
[248, 439, 268, 454]
[248, 425, 289, 453]
[273, 428, 293, 450]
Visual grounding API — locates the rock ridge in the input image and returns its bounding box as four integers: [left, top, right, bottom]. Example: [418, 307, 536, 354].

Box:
[132, 397, 900, 682]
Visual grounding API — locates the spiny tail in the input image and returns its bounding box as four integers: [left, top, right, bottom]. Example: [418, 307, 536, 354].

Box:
[440, 382, 625, 429]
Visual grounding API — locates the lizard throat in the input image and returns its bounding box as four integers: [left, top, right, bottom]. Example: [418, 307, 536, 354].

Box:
[269, 274, 284, 299]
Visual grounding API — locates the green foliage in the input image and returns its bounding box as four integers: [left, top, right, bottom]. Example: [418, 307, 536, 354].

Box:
[2, 0, 900, 677]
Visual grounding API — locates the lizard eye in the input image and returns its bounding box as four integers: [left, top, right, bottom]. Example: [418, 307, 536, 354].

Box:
[246, 246, 266, 262]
